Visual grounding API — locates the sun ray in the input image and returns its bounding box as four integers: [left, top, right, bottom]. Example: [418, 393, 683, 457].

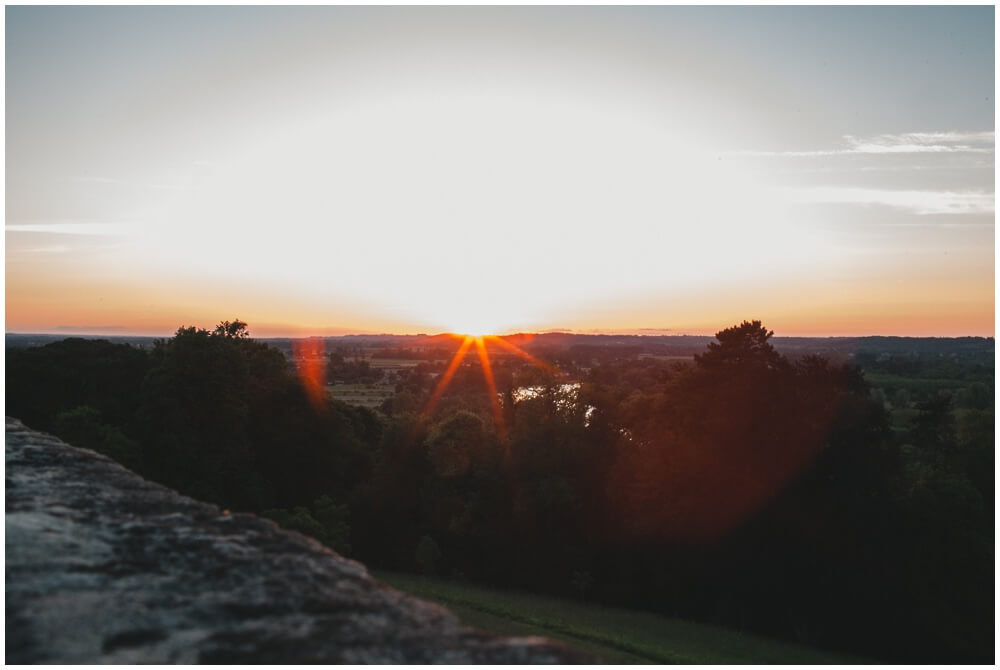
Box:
[485, 335, 562, 377]
[413, 331, 559, 443]
[474, 336, 506, 440]
[417, 334, 474, 426]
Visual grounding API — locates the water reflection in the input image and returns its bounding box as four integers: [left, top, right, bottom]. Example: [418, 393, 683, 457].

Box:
[511, 383, 596, 426]
[511, 382, 580, 403]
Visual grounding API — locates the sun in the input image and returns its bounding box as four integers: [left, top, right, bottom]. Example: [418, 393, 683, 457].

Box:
[415, 331, 562, 441]
[456, 329, 490, 339]
[446, 319, 502, 339]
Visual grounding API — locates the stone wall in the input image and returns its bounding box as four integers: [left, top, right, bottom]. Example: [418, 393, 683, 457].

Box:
[5, 418, 593, 663]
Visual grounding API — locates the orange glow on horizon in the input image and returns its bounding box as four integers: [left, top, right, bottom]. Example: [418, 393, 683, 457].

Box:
[3, 262, 994, 338]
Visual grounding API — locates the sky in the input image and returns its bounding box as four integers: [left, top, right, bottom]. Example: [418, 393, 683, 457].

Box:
[5, 6, 995, 337]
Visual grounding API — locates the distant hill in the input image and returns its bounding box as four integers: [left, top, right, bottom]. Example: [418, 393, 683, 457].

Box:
[9, 331, 993, 360]
[5, 333, 162, 350]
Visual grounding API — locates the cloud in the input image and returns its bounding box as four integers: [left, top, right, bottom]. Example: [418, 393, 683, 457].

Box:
[740, 132, 995, 216]
[738, 131, 994, 157]
[5, 221, 134, 236]
[843, 131, 994, 155]
[783, 186, 994, 215]
[19, 245, 72, 254]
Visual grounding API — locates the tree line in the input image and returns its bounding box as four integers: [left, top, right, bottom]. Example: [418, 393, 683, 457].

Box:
[5, 319, 992, 662]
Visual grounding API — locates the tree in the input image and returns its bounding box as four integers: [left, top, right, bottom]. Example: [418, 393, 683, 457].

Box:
[695, 319, 784, 371]
[424, 410, 487, 478]
[5, 338, 151, 433]
[214, 319, 251, 339]
[263, 495, 352, 555]
[135, 325, 255, 506]
[414, 535, 443, 574]
[53, 405, 143, 471]
[911, 395, 956, 464]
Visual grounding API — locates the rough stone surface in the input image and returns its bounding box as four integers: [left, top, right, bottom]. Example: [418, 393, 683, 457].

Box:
[5, 417, 594, 663]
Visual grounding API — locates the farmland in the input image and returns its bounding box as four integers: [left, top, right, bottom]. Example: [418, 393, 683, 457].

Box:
[326, 383, 395, 409]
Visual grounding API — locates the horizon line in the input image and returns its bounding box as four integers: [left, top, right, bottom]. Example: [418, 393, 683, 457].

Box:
[6, 330, 995, 340]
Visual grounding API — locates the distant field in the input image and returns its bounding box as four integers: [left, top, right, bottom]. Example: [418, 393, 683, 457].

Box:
[368, 358, 424, 369]
[637, 354, 694, 362]
[327, 384, 394, 408]
[376, 571, 868, 664]
[862, 371, 970, 394]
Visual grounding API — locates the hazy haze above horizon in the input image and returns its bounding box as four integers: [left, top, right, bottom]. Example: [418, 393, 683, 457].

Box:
[6, 6, 995, 337]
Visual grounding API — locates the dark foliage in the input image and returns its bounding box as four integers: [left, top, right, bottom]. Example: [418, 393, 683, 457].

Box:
[8, 322, 380, 520]
[327, 352, 382, 384]
[7, 337, 152, 433]
[5, 319, 992, 662]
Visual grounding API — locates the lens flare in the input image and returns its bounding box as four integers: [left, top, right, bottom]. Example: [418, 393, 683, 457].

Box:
[485, 335, 561, 377]
[292, 337, 326, 410]
[419, 335, 475, 424]
[416, 332, 562, 439]
[474, 336, 505, 439]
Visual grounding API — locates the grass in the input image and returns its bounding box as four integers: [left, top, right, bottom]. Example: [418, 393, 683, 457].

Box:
[375, 571, 869, 664]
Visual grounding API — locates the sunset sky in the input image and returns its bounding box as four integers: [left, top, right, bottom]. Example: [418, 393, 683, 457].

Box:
[6, 6, 995, 337]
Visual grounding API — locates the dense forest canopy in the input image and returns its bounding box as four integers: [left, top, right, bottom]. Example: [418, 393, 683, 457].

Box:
[5, 319, 993, 662]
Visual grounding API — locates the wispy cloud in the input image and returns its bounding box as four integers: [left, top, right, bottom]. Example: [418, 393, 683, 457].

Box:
[843, 131, 994, 155]
[5, 221, 134, 236]
[739, 131, 994, 157]
[19, 245, 72, 254]
[783, 186, 994, 215]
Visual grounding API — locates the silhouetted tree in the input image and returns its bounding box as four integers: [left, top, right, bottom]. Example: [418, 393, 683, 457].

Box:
[695, 319, 784, 371]
[213, 319, 251, 339]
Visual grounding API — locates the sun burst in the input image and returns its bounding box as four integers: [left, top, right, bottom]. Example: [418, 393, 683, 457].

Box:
[416, 332, 561, 439]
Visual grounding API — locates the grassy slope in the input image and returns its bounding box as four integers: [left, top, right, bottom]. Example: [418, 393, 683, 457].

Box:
[375, 571, 868, 664]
